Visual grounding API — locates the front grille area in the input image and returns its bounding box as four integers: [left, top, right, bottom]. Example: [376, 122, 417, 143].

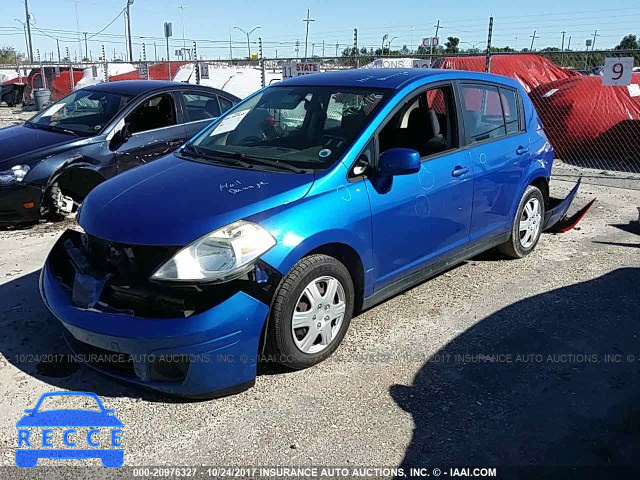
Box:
[65, 333, 135, 378]
[49, 229, 282, 319]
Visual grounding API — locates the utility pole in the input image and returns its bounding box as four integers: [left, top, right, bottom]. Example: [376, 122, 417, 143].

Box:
[234, 26, 261, 59]
[485, 16, 493, 73]
[126, 0, 134, 62]
[24, 0, 34, 62]
[295, 39, 300, 59]
[561, 31, 566, 67]
[335, 41, 339, 57]
[322, 40, 325, 57]
[567, 36, 572, 51]
[84, 32, 88, 60]
[382, 34, 388, 54]
[303, 9, 315, 59]
[154, 41, 157, 61]
[591, 30, 599, 51]
[164, 21, 172, 78]
[312, 43, 315, 57]
[56, 39, 61, 63]
[229, 34, 233, 60]
[529, 30, 538, 51]
[431, 19, 441, 56]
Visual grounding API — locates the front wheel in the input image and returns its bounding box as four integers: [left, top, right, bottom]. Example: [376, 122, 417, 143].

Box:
[266, 254, 354, 370]
[499, 185, 545, 258]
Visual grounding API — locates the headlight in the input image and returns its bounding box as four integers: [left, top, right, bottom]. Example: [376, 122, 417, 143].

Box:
[151, 220, 276, 282]
[0, 165, 30, 184]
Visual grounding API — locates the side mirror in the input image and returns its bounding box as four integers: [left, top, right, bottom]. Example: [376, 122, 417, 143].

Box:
[108, 120, 132, 150]
[377, 148, 421, 178]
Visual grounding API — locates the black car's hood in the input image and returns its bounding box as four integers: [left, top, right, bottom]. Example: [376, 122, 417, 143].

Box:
[0, 124, 81, 168]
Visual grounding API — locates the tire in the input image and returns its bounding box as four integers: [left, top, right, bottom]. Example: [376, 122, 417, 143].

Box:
[266, 254, 355, 370]
[498, 185, 545, 259]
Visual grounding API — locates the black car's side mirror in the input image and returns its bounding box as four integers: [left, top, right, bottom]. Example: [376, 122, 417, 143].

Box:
[108, 122, 132, 150]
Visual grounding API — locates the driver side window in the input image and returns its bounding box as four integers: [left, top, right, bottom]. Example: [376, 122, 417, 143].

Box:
[379, 85, 457, 158]
[126, 93, 177, 135]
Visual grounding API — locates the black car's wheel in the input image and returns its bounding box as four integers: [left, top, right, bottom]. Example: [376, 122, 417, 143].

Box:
[266, 254, 354, 370]
[499, 185, 545, 258]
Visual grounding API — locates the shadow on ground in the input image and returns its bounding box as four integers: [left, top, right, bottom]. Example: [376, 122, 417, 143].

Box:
[391, 268, 640, 472]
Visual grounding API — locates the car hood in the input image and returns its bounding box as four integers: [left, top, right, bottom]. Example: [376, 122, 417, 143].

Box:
[0, 124, 80, 168]
[79, 154, 315, 246]
[16, 410, 123, 427]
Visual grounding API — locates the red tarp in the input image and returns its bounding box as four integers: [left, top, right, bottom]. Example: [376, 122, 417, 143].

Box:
[50, 69, 85, 101]
[530, 74, 640, 164]
[432, 54, 579, 93]
[109, 62, 189, 82]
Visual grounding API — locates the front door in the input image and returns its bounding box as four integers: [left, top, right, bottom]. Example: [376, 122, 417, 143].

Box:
[366, 84, 474, 290]
[116, 92, 186, 173]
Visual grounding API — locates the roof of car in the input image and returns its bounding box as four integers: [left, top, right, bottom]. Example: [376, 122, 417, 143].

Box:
[278, 68, 519, 90]
[83, 80, 229, 97]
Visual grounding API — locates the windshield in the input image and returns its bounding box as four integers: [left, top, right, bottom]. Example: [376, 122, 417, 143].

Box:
[28, 89, 133, 136]
[190, 85, 390, 169]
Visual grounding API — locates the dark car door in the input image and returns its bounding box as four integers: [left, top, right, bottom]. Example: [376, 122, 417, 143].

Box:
[366, 83, 474, 290]
[178, 90, 236, 139]
[115, 91, 186, 173]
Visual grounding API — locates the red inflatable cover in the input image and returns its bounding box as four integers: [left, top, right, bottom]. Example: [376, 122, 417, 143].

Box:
[50, 69, 85, 101]
[530, 74, 640, 163]
[432, 54, 578, 93]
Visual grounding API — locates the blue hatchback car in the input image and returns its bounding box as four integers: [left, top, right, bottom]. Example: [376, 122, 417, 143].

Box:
[41, 69, 581, 398]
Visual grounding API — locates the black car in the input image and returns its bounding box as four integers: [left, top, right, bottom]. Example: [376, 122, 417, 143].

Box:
[0, 80, 239, 225]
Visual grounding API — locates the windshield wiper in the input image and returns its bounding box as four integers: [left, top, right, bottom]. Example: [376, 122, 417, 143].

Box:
[27, 121, 79, 136]
[208, 149, 307, 174]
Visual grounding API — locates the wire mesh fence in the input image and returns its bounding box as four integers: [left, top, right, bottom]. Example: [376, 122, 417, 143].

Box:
[2, 48, 640, 174]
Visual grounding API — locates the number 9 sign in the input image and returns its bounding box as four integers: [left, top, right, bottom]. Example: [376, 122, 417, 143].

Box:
[603, 57, 634, 86]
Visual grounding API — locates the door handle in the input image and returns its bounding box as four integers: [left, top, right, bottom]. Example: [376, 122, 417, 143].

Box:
[452, 166, 470, 177]
[516, 146, 529, 155]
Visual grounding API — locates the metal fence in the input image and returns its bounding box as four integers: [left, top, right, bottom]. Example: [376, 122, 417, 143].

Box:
[3, 48, 640, 174]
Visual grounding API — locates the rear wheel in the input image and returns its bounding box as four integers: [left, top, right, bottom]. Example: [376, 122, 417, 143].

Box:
[266, 254, 354, 369]
[499, 185, 544, 258]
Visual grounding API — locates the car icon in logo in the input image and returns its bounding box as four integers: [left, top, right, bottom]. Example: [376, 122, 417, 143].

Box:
[15, 391, 123, 468]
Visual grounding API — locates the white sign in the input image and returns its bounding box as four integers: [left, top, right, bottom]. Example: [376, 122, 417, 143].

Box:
[199, 63, 209, 79]
[603, 57, 634, 86]
[283, 62, 321, 78]
[421, 37, 439, 48]
[412, 59, 431, 69]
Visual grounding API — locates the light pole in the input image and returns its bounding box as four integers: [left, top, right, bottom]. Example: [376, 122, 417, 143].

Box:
[14, 19, 30, 62]
[178, 4, 186, 56]
[234, 26, 260, 59]
[126, 0, 134, 62]
[388, 36, 398, 55]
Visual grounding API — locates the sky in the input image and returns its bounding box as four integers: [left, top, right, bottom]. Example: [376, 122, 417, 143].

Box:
[1, 0, 639, 61]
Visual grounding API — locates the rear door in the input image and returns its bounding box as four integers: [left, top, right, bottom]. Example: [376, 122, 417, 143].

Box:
[365, 83, 474, 290]
[179, 90, 236, 139]
[458, 82, 530, 242]
[115, 91, 185, 173]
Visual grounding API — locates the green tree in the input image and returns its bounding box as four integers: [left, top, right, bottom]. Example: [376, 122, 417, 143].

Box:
[444, 37, 460, 53]
[615, 34, 639, 50]
[0, 46, 22, 63]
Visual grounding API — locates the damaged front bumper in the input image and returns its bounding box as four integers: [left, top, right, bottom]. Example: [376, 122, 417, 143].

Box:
[544, 179, 595, 233]
[40, 229, 282, 398]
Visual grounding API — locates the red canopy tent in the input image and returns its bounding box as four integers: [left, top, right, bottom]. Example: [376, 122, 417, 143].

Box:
[432, 54, 579, 93]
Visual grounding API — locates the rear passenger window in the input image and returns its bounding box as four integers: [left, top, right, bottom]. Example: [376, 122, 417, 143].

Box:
[218, 96, 234, 114]
[500, 88, 520, 134]
[460, 84, 506, 143]
[181, 92, 221, 122]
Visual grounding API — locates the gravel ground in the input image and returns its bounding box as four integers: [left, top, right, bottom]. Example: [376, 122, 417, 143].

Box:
[1, 105, 639, 471]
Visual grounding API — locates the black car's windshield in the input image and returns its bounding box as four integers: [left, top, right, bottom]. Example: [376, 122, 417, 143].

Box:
[190, 85, 390, 169]
[28, 89, 133, 136]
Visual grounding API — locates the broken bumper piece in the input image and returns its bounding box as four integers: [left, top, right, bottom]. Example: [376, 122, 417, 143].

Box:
[40, 229, 280, 398]
[543, 179, 595, 233]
